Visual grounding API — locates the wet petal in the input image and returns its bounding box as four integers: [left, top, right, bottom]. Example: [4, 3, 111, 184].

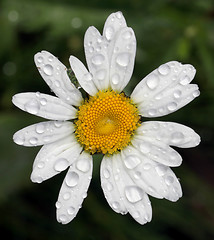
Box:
[136, 121, 201, 148]
[69, 56, 98, 96]
[131, 61, 199, 117]
[56, 151, 93, 224]
[100, 155, 127, 214]
[122, 146, 182, 202]
[31, 135, 82, 183]
[12, 92, 77, 120]
[109, 27, 136, 92]
[113, 153, 152, 224]
[84, 27, 110, 90]
[34, 51, 82, 106]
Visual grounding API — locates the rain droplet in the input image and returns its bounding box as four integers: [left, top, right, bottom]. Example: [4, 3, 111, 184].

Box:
[167, 102, 177, 111]
[54, 121, 63, 128]
[95, 69, 106, 81]
[35, 124, 45, 134]
[158, 64, 170, 75]
[122, 30, 132, 40]
[37, 161, 45, 169]
[91, 54, 105, 66]
[84, 72, 93, 81]
[48, 55, 54, 62]
[105, 26, 114, 40]
[124, 155, 141, 169]
[155, 164, 167, 176]
[59, 214, 68, 223]
[29, 137, 38, 145]
[132, 211, 140, 219]
[76, 157, 90, 172]
[171, 132, 184, 144]
[89, 46, 94, 53]
[134, 171, 141, 179]
[116, 12, 122, 19]
[37, 56, 43, 63]
[55, 80, 60, 87]
[63, 192, 71, 200]
[25, 99, 40, 114]
[40, 98, 47, 106]
[139, 142, 151, 154]
[103, 169, 110, 179]
[193, 90, 200, 97]
[14, 135, 25, 145]
[43, 64, 54, 76]
[125, 186, 144, 203]
[146, 74, 159, 90]
[54, 158, 69, 172]
[143, 163, 151, 170]
[106, 182, 113, 191]
[180, 75, 191, 85]
[165, 176, 174, 185]
[116, 53, 130, 67]
[55, 201, 61, 209]
[173, 90, 182, 99]
[147, 109, 157, 116]
[111, 74, 120, 85]
[65, 171, 79, 187]
[112, 201, 120, 210]
[67, 207, 75, 215]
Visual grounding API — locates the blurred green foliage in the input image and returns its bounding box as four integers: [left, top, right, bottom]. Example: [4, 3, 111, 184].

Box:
[0, 0, 214, 239]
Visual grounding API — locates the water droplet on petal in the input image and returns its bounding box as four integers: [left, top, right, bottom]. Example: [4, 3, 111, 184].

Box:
[180, 75, 191, 85]
[122, 30, 133, 40]
[125, 186, 144, 203]
[147, 109, 157, 116]
[40, 98, 47, 106]
[37, 56, 43, 63]
[59, 214, 68, 223]
[37, 161, 45, 169]
[91, 54, 105, 66]
[76, 157, 90, 172]
[54, 158, 69, 172]
[65, 171, 79, 187]
[55, 201, 61, 209]
[36, 123, 45, 134]
[155, 164, 167, 176]
[43, 64, 53, 76]
[14, 135, 25, 145]
[106, 182, 113, 191]
[63, 192, 71, 200]
[143, 163, 152, 170]
[165, 176, 174, 185]
[171, 132, 184, 144]
[139, 142, 151, 154]
[167, 102, 177, 111]
[25, 99, 40, 114]
[116, 53, 130, 67]
[111, 74, 120, 85]
[103, 168, 110, 179]
[84, 73, 93, 81]
[67, 207, 75, 215]
[158, 64, 170, 75]
[193, 90, 200, 97]
[124, 155, 141, 169]
[54, 121, 63, 128]
[105, 26, 114, 40]
[146, 74, 159, 90]
[95, 69, 106, 81]
[173, 90, 182, 99]
[48, 55, 54, 62]
[116, 12, 122, 19]
[29, 137, 38, 145]
[112, 201, 120, 210]
[134, 171, 141, 179]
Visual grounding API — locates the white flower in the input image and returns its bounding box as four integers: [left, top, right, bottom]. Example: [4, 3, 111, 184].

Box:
[12, 12, 200, 225]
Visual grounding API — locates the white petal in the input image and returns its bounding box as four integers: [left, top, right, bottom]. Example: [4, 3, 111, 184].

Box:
[131, 135, 183, 167]
[109, 27, 136, 92]
[34, 51, 82, 106]
[136, 121, 201, 148]
[122, 146, 182, 202]
[131, 61, 199, 117]
[12, 92, 77, 120]
[31, 135, 82, 183]
[84, 27, 110, 90]
[56, 151, 93, 224]
[13, 121, 74, 147]
[113, 153, 152, 224]
[100, 155, 127, 214]
[69, 56, 98, 96]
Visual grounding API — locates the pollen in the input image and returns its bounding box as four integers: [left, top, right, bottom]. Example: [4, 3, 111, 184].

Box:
[74, 90, 140, 154]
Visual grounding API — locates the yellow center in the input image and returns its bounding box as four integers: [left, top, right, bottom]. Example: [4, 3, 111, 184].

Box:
[74, 90, 140, 154]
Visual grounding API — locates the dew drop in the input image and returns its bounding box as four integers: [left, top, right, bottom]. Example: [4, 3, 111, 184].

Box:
[95, 69, 106, 81]
[116, 53, 130, 67]
[122, 30, 132, 40]
[124, 155, 141, 169]
[40, 98, 47, 106]
[180, 75, 191, 85]
[125, 186, 144, 203]
[14, 135, 25, 145]
[167, 102, 177, 111]
[146, 74, 160, 90]
[36, 123, 45, 134]
[105, 26, 114, 40]
[29, 137, 38, 145]
[32, 176, 43, 183]
[171, 132, 184, 144]
[134, 171, 141, 179]
[55, 201, 61, 209]
[193, 90, 200, 97]
[158, 64, 170, 75]
[155, 164, 167, 176]
[147, 109, 157, 116]
[103, 168, 110, 179]
[165, 176, 174, 185]
[25, 99, 40, 114]
[55, 80, 60, 87]
[116, 12, 122, 19]
[106, 182, 113, 191]
[143, 163, 151, 170]
[88, 46, 94, 53]
[112, 201, 120, 210]
[111, 74, 120, 85]
[48, 55, 54, 62]
[65, 171, 79, 187]
[37, 161, 45, 169]
[37, 56, 43, 63]
[54, 158, 69, 172]
[139, 142, 151, 154]
[67, 207, 75, 215]
[59, 214, 68, 223]
[173, 90, 182, 99]
[84, 72, 93, 81]
[54, 121, 63, 128]
[43, 64, 54, 76]
[132, 211, 140, 219]
[91, 54, 105, 66]
[76, 157, 90, 172]
[63, 192, 71, 200]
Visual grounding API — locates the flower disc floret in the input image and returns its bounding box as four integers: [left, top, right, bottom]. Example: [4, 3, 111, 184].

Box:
[75, 90, 140, 154]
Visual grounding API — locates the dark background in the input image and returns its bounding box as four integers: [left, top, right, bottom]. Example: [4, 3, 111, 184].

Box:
[0, 0, 214, 239]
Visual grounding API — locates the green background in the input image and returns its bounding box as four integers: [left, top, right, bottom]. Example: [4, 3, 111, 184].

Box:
[0, 0, 214, 239]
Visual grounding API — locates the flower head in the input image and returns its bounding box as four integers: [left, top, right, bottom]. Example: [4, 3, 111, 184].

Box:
[13, 12, 200, 225]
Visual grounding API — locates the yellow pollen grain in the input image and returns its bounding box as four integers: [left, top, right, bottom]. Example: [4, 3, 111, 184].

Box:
[75, 90, 140, 154]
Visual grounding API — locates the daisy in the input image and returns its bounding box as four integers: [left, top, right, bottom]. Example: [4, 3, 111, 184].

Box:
[12, 11, 200, 225]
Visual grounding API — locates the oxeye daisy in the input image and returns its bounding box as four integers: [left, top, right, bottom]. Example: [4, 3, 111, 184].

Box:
[12, 11, 200, 225]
